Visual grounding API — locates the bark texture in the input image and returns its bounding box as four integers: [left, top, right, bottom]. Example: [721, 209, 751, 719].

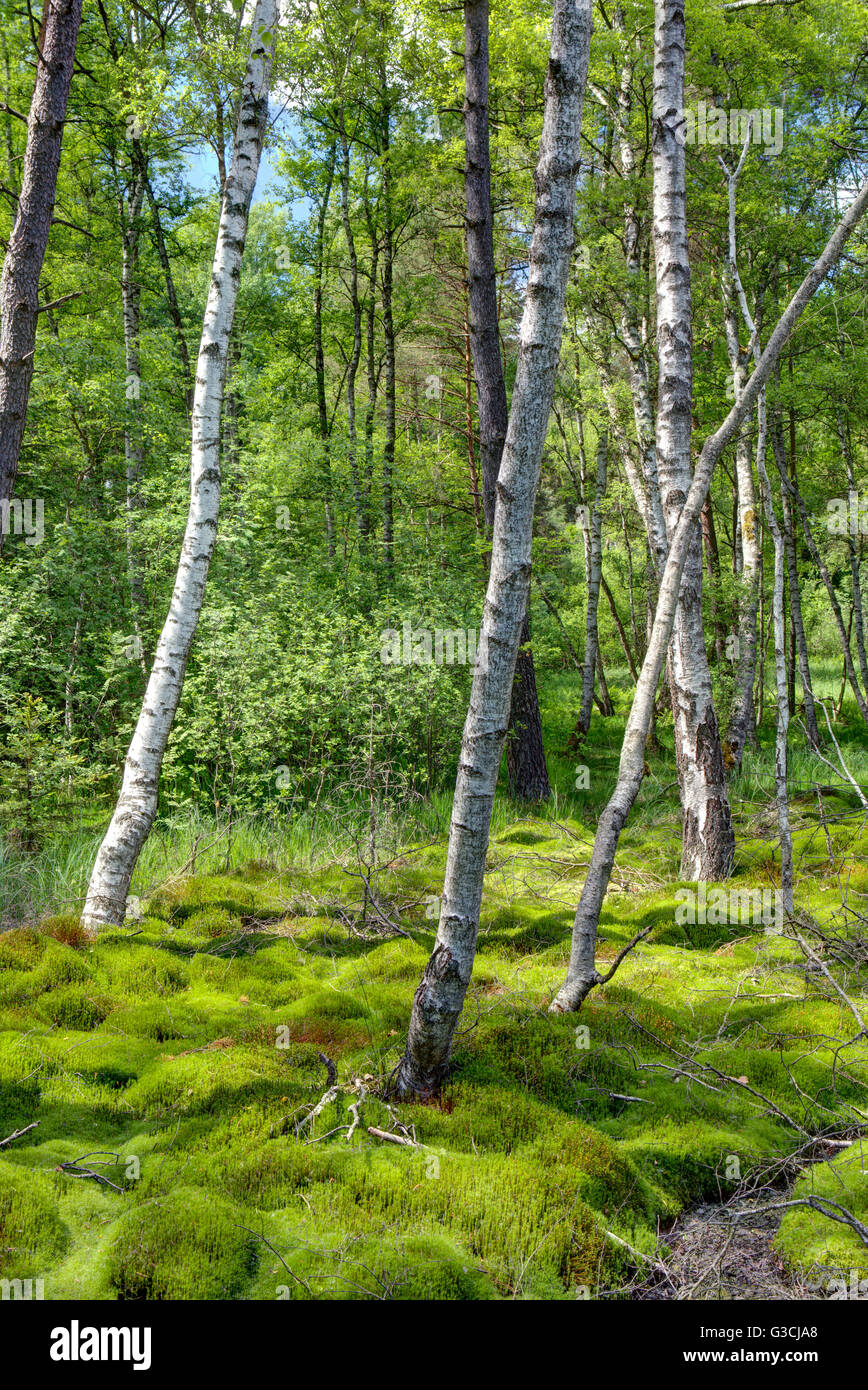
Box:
[464, 0, 551, 801]
[550, 139, 868, 1013]
[394, 0, 593, 1096]
[650, 0, 734, 879]
[81, 0, 276, 931]
[0, 0, 83, 542]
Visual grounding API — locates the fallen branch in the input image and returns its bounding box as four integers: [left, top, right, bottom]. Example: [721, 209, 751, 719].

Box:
[367, 1126, 419, 1148]
[0, 1121, 38, 1149]
[56, 1151, 125, 1192]
[603, 1227, 669, 1276]
[347, 1086, 366, 1142]
[733, 1194, 868, 1248]
[295, 1054, 340, 1135]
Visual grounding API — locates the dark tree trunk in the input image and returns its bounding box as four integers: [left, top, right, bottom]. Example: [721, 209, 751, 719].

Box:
[464, 0, 551, 801]
[314, 142, 337, 559]
[770, 406, 820, 747]
[378, 61, 396, 582]
[339, 106, 366, 546]
[145, 177, 193, 412]
[0, 0, 83, 544]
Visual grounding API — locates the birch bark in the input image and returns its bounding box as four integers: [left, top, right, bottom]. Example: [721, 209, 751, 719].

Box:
[464, 0, 551, 800]
[81, 0, 276, 931]
[599, 13, 732, 858]
[649, 0, 734, 879]
[394, 0, 593, 1096]
[551, 159, 868, 1012]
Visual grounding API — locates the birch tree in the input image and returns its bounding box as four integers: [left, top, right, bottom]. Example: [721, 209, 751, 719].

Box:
[464, 0, 551, 802]
[575, 431, 607, 739]
[393, 0, 594, 1098]
[0, 0, 83, 545]
[650, 0, 734, 881]
[589, 10, 734, 875]
[80, 0, 277, 932]
[719, 133, 762, 772]
[550, 0, 868, 1011]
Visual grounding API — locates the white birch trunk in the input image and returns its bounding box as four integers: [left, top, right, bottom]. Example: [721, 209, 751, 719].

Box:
[720, 135, 761, 771]
[604, 13, 732, 857]
[757, 395, 794, 914]
[394, 0, 594, 1096]
[650, 0, 734, 880]
[81, 0, 276, 932]
[551, 152, 868, 1012]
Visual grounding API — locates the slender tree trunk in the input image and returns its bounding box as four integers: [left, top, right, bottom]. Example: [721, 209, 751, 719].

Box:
[701, 495, 726, 664]
[838, 408, 868, 692]
[378, 64, 396, 581]
[145, 176, 193, 411]
[81, 0, 276, 931]
[650, 0, 734, 879]
[464, 0, 507, 527]
[339, 108, 366, 545]
[756, 393, 793, 913]
[462, 299, 482, 532]
[575, 432, 607, 737]
[394, 0, 593, 1095]
[771, 405, 820, 748]
[464, 0, 551, 800]
[549, 39, 868, 1013]
[361, 163, 380, 534]
[0, 0, 83, 543]
[723, 370, 760, 768]
[314, 142, 337, 559]
[119, 161, 149, 677]
[786, 448, 868, 725]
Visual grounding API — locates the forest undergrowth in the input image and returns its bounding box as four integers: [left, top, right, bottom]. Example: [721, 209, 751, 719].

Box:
[1, 672, 866, 1300]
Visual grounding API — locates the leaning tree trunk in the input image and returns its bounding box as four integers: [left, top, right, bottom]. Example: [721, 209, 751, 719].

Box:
[80, 0, 276, 932]
[465, 0, 551, 801]
[650, 0, 734, 879]
[393, 0, 593, 1097]
[549, 18, 868, 1013]
[0, 0, 83, 545]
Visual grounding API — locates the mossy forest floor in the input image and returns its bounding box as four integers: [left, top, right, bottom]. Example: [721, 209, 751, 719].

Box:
[2, 692, 868, 1300]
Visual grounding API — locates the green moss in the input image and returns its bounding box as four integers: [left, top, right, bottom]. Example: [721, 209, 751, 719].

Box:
[108, 1187, 256, 1299]
[0, 1161, 68, 1276]
[775, 1147, 868, 1276]
[1, 774, 866, 1300]
[37, 986, 110, 1031]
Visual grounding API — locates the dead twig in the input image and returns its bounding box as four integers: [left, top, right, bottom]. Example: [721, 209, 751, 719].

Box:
[0, 1121, 38, 1148]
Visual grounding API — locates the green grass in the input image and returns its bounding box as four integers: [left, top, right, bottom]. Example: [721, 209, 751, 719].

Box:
[1, 673, 867, 1299]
